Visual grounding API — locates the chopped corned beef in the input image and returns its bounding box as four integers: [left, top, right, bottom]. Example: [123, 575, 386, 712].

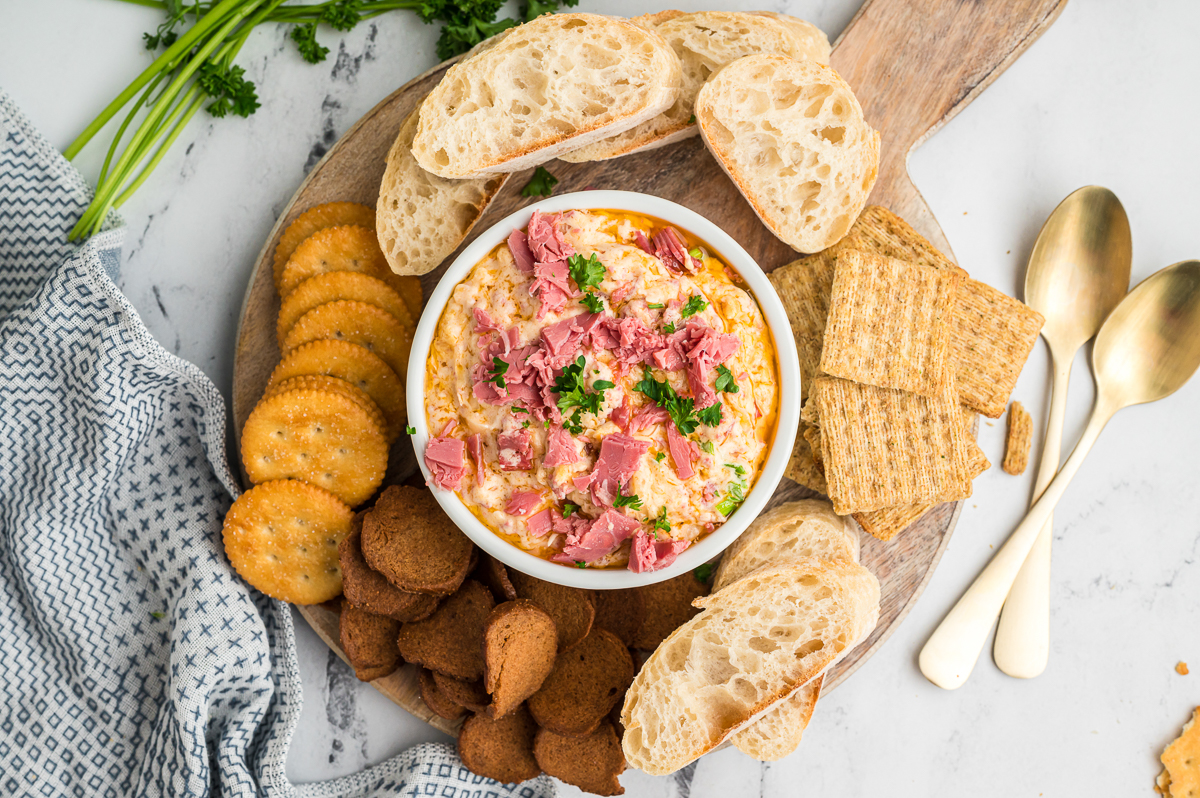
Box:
[425, 436, 466, 491]
[473, 307, 500, 333]
[551, 508, 641, 564]
[652, 227, 699, 274]
[609, 395, 632, 432]
[666, 423, 699, 480]
[594, 315, 664, 368]
[683, 320, 740, 409]
[628, 530, 690, 573]
[528, 508, 554, 537]
[542, 426, 579, 467]
[629, 402, 668, 434]
[586, 432, 650, 505]
[496, 429, 533, 471]
[467, 433, 483, 477]
[633, 230, 654, 255]
[541, 312, 605, 368]
[505, 491, 543, 516]
[525, 211, 577, 319]
[508, 229, 535, 273]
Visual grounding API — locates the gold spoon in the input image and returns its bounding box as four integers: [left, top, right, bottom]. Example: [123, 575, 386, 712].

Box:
[920, 260, 1200, 690]
[992, 187, 1131, 679]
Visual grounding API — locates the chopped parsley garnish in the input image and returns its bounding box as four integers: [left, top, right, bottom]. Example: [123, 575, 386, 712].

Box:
[567, 252, 606, 291]
[687, 114, 697, 125]
[521, 166, 558, 197]
[662, 322, 677, 335]
[543, 420, 551, 429]
[724, 463, 746, 476]
[694, 563, 714, 583]
[150, 611, 165, 620]
[563, 410, 585, 435]
[487, 356, 508, 389]
[562, 502, 579, 518]
[688, 247, 703, 260]
[522, 421, 530, 429]
[681, 295, 708, 318]
[634, 368, 698, 435]
[697, 403, 723, 427]
[512, 406, 529, 414]
[553, 356, 611, 419]
[575, 561, 587, 568]
[580, 291, 605, 313]
[716, 480, 746, 517]
[613, 483, 643, 511]
[648, 302, 665, 309]
[654, 451, 667, 462]
[699, 440, 715, 454]
[405, 425, 416, 435]
[654, 506, 671, 535]
[715, 364, 740, 394]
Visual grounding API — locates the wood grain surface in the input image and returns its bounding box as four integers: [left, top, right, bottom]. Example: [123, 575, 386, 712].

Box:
[231, 0, 1064, 742]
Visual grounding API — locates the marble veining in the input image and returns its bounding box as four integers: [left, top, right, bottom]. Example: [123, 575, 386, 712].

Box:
[3, 1, 1199, 795]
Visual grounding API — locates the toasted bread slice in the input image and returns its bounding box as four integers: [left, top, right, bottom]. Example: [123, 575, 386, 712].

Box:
[696, 54, 880, 253]
[412, 14, 681, 178]
[396, 580, 495, 680]
[458, 705, 542, 784]
[621, 557, 880, 775]
[629, 570, 709, 651]
[377, 109, 507, 276]
[483, 600, 558, 718]
[562, 11, 830, 163]
[338, 600, 401, 681]
[509, 571, 595, 653]
[528, 628, 635, 738]
[534, 721, 627, 796]
[431, 671, 489, 713]
[593, 588, 646, 648]
[360, 486, 474, 595]
[338, 520, 440, 622]
[714, 500, 858, 591]
[473, 552, 519, 603]
[419, 667, 466, 720]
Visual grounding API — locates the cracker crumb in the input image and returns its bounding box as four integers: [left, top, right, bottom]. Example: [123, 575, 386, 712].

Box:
[1003, 401, 1033, 475]
[1177, 661, 1189, 676]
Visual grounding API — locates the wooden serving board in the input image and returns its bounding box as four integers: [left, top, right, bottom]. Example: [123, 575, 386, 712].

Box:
[232, 0, 1064, 740]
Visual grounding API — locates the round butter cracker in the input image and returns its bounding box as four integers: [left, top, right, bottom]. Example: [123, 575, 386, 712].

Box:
[221, 479, 353, 604]
[274, 202, 376, 293]
[278, 224, 395, 298]
[277, 271, 415, 347]
[282, 300, 413, 379]
[241, 387, 387, 507]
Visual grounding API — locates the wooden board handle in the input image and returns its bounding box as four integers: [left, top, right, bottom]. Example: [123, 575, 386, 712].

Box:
[832, 0, 1068, 256]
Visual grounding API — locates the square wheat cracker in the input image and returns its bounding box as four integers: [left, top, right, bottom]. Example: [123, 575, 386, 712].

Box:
[768, 254, 834, 402]
[813, 376, 972, 515]
[838, 206, 968, 278]
[854, 408, 990, 540]
[821, 250, 960, 397]
[786, 422, 828, 494]
[953, 281, 1045, 417]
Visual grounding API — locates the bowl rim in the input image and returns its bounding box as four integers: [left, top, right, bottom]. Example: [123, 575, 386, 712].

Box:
[406, 190, 800, 589]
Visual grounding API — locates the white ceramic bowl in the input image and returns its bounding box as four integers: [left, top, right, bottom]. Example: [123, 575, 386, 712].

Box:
[407, 191, 800, 589]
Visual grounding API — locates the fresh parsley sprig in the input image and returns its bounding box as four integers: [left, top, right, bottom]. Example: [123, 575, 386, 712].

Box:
[634, 368, 697, 435]
[613, 483, 642, 511]
[552, 356, 612, 433]
[654, 506, 670, 535]
[521, 166, 559, 197]
[681, 294, 708, 318]
[716, 479, 746, 517]
[715, 364, 739, 394]
[487, 356, 509, 389]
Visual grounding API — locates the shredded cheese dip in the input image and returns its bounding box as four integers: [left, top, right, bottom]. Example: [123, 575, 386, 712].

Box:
[424, 210, 778, 572]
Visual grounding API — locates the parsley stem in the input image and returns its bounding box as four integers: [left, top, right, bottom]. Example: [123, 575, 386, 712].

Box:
[112, 87, 206, 209]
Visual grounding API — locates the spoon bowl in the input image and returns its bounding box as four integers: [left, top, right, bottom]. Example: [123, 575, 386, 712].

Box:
[1094, 260, 1200, 408]
[1025, 186, 1132, 356]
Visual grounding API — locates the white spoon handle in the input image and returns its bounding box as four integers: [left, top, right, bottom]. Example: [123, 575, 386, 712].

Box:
[919, 402, 1114, 690]
[993, 354, 1073, 677]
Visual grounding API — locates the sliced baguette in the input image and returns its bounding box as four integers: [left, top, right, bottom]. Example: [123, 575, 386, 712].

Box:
[696, 54, 880, 253]
[621, 557, 880, 775]
[713, 499, 859, 762]
[376, 109, 507, 276]
[412, 14, 682, 178]
[713, 499, 858, 591]
[561, 11, 830, 163]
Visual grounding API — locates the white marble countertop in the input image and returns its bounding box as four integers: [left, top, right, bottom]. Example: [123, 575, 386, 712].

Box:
[4, 1, 1199, 795]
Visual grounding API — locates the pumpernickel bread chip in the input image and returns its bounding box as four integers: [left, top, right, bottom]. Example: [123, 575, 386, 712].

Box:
[592, 589, 645, 648]
[361, 486, 474, 595]
[474, 553, 519, 602]
[534, 721, 627, 796]
[419, 668, 466, 721]
[630, 571, 710, 651]
[431, 671, 489, 713]
[338, 519, 439, 622]
[483, 600, 558, 718]
[396, 580, 494, 680]
[528, 628, 634, 738]
[509, 571, 595, 653]
[338, 599, 401, 681]
[458, 705, 542, 784]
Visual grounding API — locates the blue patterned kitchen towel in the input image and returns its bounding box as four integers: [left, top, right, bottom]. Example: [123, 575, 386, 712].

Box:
[0, 89, 555, 798]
